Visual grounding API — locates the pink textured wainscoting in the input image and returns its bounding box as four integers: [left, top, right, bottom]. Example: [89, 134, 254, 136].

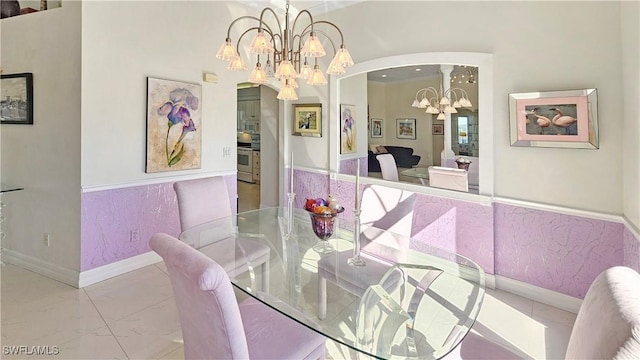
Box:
[292, 169, 331, 209]
[410, 194, 495, 275]
[494, 203, 624, 298]
[623, 226, 640, 273]
[81, 175, 237, 271]
[298, 172, 495, 274]
[339, 157, 367, 176]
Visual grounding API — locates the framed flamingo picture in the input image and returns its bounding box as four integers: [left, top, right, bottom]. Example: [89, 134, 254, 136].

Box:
[509, 89, 598, 149]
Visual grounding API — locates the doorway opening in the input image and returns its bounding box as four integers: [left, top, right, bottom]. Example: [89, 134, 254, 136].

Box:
[236, 84, 279, 212]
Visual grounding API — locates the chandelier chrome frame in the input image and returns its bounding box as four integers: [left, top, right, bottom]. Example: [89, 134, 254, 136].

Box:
[215, 1, 354, 100]
[411, 72, 473, 120]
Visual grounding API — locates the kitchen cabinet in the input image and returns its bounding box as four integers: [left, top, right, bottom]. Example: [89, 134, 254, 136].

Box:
[238, 99, 260, 132]
[252, 150, 260, 184]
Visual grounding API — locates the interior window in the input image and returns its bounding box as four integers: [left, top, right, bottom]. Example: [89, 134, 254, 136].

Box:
[458, 116, 469, 145]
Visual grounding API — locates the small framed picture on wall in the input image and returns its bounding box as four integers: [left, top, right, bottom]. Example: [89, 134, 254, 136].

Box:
[396, 118, 416, 139]
[293, 103, 322, 137]
[370, 118, 383, 138]
[432, 124, 444, 135]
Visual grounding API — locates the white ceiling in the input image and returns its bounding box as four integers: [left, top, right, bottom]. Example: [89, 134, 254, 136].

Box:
[367, 65, 479, 84]
[239, 1, 366, 15]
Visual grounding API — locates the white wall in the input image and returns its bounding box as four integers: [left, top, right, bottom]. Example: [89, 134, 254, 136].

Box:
[621, 1, 640, 230]
[259, 85, 279, 207]
[1, 4, 82, 270]
[327, 1, 625, 214]
[367, 81, 385, 147]
[80, 1, 248, 188]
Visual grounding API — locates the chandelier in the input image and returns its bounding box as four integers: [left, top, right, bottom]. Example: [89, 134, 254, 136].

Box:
[215, 1, 354, 100]
[411, 72, 473, 120]
[450, 66, 477, 85]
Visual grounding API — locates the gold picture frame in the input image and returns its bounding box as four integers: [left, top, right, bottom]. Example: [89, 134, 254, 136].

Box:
[293, 103, 322, 137]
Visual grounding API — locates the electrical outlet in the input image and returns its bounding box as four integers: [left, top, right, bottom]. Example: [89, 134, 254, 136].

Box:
[223, 147, 232, 157]
[130, 229, 140, 242]
[44, 233, 50, 247]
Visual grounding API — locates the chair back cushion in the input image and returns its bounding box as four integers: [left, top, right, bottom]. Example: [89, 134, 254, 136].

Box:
[174, 177, 232, 231]
[359, 185, 415, 262]
[428, 166, 469, 192]
[376, 154, 399, 181]
[150, 233, 250, 360]
[565, 266, 640, 359]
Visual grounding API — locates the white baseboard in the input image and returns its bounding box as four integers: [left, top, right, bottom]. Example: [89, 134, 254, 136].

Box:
[3, 249, 163, 288]
[3, 249, 80, 288]
[485, 273, 496, 289]
[78, 251, 162, 288]
[495, 275, 582, 314]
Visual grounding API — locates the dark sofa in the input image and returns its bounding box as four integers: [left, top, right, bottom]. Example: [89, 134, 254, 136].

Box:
[368, 146, 421, 172]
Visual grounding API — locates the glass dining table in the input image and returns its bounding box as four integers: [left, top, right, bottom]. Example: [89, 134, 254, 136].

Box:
[179, 207, 485, 360]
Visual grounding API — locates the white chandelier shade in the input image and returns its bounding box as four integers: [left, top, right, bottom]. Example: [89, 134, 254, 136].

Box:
[248, 62, 269, 84]
[411, 85, 473, 117]
[277, 79, 298, 100]
[307, 64, 328, 85]
[215, 1, 354, 100]
[227, 54, 247, 71]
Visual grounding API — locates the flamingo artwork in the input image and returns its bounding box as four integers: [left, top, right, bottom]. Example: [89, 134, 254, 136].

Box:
[550, 107, 578, 135]
[530, 108, 551, 128]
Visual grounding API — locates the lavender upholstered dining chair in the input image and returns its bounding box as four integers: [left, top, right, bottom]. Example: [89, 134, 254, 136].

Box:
[428, 166, 469, 192]
[317, 184, 416, 320]
[173, 177, 270, 291]
[150, 233, 326, 360]
[565, 266, 640, 359]
[444, 266, 640, 359]
[376, 154, 399, 181]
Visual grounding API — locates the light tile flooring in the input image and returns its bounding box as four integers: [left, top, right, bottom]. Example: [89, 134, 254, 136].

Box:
[1, 262, 576, 359]
[237, 180, 260, 213]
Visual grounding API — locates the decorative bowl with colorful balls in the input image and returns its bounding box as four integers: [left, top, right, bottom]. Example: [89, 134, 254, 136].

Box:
[304, 196, 345, 240]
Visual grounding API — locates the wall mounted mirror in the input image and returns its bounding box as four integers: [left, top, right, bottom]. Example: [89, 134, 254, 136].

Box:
[329, 52, 495, 196]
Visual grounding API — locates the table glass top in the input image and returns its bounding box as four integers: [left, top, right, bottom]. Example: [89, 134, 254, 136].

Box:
[180, 207, 485, 359]
[401, 167, 430, 179]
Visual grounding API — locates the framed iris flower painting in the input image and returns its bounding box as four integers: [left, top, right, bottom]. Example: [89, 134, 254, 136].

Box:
[146, 77, 202, 173]
[340, 104, 356, 154]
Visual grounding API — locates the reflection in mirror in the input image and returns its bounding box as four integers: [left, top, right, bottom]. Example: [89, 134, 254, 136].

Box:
[337, 63, 480, 192]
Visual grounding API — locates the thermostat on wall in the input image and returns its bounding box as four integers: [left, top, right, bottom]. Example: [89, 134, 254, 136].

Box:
[203, 72, 218, 83]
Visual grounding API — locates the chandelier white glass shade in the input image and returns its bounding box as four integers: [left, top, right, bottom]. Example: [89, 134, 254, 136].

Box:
[411, 86, 473, 120]
[216, 1, 354, 100]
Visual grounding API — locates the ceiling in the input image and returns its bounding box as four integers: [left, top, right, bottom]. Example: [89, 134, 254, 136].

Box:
[235, 2, 477, 84]
[367, 65, 478, 84]
[240, 1, 366, 15]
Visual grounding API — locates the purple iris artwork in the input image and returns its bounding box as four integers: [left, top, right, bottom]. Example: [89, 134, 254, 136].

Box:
[146, 78, 202, 173]
[157, 88, 199, 166]
[340, 105, 356, 154]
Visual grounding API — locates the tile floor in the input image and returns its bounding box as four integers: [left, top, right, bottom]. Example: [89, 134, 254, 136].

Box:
[1, 261, 576, 359]
[237, 180, 260, 213]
